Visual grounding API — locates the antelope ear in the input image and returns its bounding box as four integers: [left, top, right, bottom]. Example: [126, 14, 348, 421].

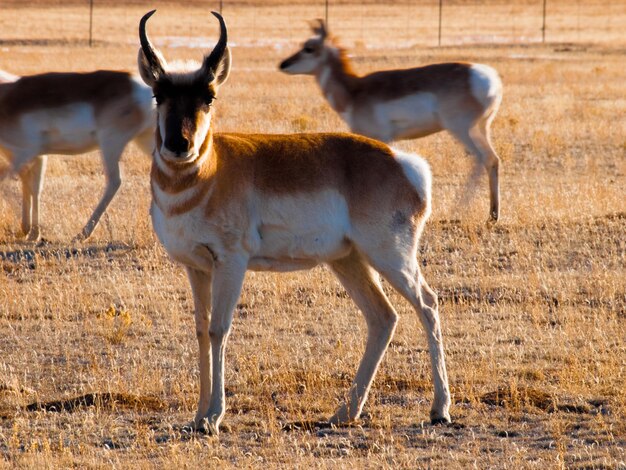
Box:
[137, 48, 155, 86]
[137, 10, 168, 87]
[213, 46, 231, 87]
[310, 19, 327, 39]
[137, 47, 168, 87]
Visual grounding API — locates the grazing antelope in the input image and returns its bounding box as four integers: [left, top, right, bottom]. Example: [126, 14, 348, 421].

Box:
[138, 10, 451, 435]
[0, 68, 155, 241]
[279, 20, 503, 221]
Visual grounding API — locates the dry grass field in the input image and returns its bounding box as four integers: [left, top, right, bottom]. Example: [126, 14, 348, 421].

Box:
[0, 1, 625, 468]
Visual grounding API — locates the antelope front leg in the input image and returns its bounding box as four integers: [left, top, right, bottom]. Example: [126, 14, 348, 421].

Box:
[197, 255, 247, 435]
[74, 142, 123, 241]
[19, 156, 47, 242]
[186, 267, 213, 428]
[20, 178, 32, 237]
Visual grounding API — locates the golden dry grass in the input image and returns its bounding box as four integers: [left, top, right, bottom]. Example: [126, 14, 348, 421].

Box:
[0, 2, 625, 468]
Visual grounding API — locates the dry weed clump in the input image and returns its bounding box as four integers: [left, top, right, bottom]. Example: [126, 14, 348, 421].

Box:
[95, 304, 153, 345]
[0, 2, 625, 468]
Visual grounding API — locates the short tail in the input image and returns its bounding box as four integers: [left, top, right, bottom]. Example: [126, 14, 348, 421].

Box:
[0, 69, 19, 83]
[469, 63, 502, 116]
[391, 148, 432, 220]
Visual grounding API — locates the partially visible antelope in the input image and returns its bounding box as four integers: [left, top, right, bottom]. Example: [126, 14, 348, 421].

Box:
[138, 10, 451, 435]
[0, 68, 155, 241]
[279, 20, 503, 221]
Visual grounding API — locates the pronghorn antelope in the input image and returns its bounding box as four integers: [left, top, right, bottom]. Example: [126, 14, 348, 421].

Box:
[0, 68, 155, 241]
[139, 10, 451, 435]
[279, 20, 503, 221]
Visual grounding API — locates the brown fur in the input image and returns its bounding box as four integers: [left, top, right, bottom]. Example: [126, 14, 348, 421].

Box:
[324, 41, 474, 102]
[0, 71, 135, 124]
[152, 131, 424, 220]
[357, 63, 473, 99]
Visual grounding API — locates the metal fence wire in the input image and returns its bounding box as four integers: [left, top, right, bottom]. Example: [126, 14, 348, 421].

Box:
[0, 1, 624, 48]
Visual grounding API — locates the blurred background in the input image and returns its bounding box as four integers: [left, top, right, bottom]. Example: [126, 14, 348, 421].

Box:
[1, 0, 624, 49]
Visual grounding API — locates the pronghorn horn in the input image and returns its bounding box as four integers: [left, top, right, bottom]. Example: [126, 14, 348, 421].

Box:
[201, 12, 228, 78]
[139, 10, 166, 81]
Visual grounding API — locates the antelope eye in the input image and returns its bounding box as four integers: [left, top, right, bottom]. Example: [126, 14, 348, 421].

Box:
[153, 94, 164, 105]
[303, 46, 314, 53]
[201, 94, 214, 107]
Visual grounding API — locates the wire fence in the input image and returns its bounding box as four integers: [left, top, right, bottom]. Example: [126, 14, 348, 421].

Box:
[0, 1, 624, 49]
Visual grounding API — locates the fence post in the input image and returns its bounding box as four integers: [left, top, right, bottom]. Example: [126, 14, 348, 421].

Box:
[438, 0, 443, 46]
[542, 0, 547, 42]
[325, 0, 329, 27]
[89, 0, 94, 47]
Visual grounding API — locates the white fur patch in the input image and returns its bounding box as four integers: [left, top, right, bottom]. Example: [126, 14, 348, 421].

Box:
[253, 189, 351, 262]
[282, 55, 319, 75]
[355, 93, 440, 142]
[153, 150, 175, 176]
[326, 92, 337, 110]
[169, 60, 203, 82]
[152, 178, 203, 210]
[339, 104, 353, 130]
[150, 199, 170, 247]
[21, 103, 98, 154]
[469, 64, 502, 110]
[391, 149, 432, 218]
[319, 67, 331, 90]
[150, 182, 217, 271]
[131, 76, 156, 124]
[0, 69, 18, 83]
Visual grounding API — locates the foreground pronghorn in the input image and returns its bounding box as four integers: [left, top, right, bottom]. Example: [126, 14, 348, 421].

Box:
[139, 10, 451, 435]
[0, 68, 155, 241]
[280, 20, 503, 221]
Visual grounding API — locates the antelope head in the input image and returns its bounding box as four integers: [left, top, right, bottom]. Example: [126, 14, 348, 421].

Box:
[138, 10, 231, 163]
[279, 19, 330, 75]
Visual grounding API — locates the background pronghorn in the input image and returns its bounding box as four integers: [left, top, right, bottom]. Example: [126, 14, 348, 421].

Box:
[0, 69, 155, 241]
[138, 10, 451, 435]
[280, 20, 503, 222]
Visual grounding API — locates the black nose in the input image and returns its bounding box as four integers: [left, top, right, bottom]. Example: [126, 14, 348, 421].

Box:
[164, 134, 191, 156]
[279, 58, 291, 70]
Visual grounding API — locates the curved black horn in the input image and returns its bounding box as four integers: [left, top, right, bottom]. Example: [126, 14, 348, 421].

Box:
[202, 11, 228, 76]
[139, 10, 166, 81]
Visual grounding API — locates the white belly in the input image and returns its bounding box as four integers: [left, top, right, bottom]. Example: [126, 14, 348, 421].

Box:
[351, 93, 442, 142]
[22, 103, 99, 154]
[151, 189, 354, 273]
[252, 190, 351, 263]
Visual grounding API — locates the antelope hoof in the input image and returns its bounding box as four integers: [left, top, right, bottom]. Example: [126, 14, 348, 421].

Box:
[430, 409, 451, 425]
[486, 216, 499, 228]
[194, 416, 220, 436]
[25, 227, 41, 242]
[74, 222, 98, 243]
[328, 403, 353, 426]
[72, 231, 89, 243]
[431, 416, 451, 425]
